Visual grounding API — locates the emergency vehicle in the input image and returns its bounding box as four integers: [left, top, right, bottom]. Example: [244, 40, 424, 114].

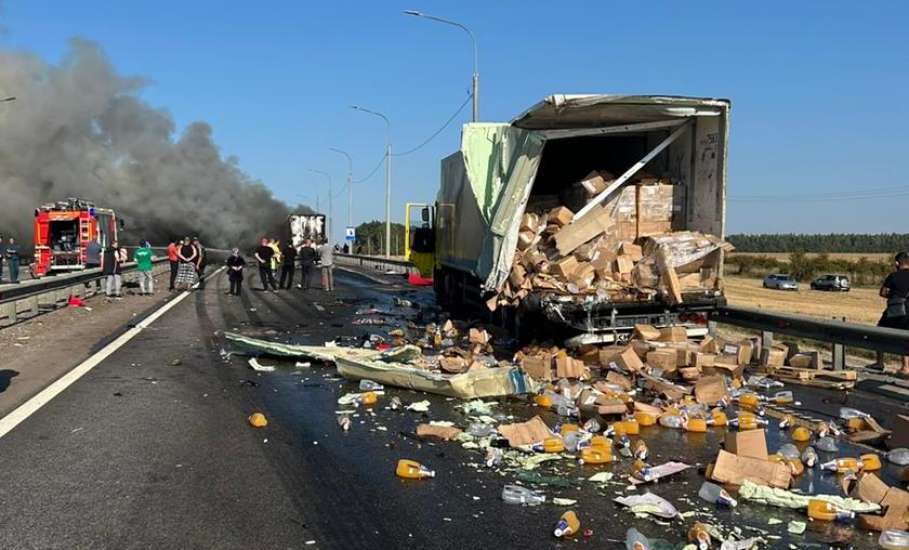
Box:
[32, 198, 122, 277]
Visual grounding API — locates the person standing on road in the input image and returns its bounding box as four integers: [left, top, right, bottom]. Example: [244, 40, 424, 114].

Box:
[255, 237, 278, 292]
[133, 241, 155, 295]
[319, 238, 334, 292]
[85, 238, 102, 269]
[268, 239, 281, 277]
[4, 237, 20, 284]
[193, 237, 207, 289]
[879, 251, 909, 375]
[175, 237, 198, 290]
[279, 241, 297, 289]
[166, 238, 179, 291]
[101, 240, 125, 298]
[298, 239, 317, 290]
[225, 248, 245, 296]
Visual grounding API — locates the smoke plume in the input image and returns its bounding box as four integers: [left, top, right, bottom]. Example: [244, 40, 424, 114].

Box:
[0, 39, 298, 248]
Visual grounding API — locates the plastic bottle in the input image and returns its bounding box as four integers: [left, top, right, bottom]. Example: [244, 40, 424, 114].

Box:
[485, 448, 503, 468]
[777, 443, 801, 460]
[560, 423, 581, 437]
[839, 407, 868, 420]
[887, 448, 909, 466]
[768, 390, 795, 405]
[556, 402, 579, 418]
[626, 528, 651, 550]
[737, 392, 761, 410]
[553, 510, 580, 538]
[729, 416, 767, 430]
[396, 459, 435, 479]
[579, 446, 612, 464]
[632, 459, 655, 482]
[779, 414, 794, 429]
[816, 436, 839, 452]
[359, 391, 378, 406]
[820, 457, 860, 473]
[389, 396, 402, 410]
[791, 426, 811, 442]
[588, 435, 610, 449]
[616, 434, 632, 457]
[501, 484, 545, 505]
[860, 453, 882, 471]
[879, 529, 909, 550]
[623, 418, 640, 435]
[634, 411, 657, 427]
[802, 446, 819, 468]
[612, 421, 628, 437]
[248, 412, 268, 428]
[658, 414, 684, 429]
[685, 417, 708, 433]
[358, 379, 383, 391]
[710, 409, 728, 427]
[582, 417, 602, 433]
[807, 499, 854, 522]
[688, 522, 712, 550]
[534, 394, 552, 408]
[698, 481, 738, 507]
[563, 431, 591, 452]
[531, 437, 565, 454]
[466, 423, 495, 438]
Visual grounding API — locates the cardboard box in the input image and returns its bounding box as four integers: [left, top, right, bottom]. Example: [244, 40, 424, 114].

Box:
[851, 472, 890, 504]
[724, 429, 769, 460]
[692, 352, 716, 368]
[578, 389, 627, 415]
[646, 349, 677, 371]
[520, 212, 540, 233]
[579, 170, 609, 196]
[498, 416, 553, 448]
[547, 206, 574, 227]
[859, 486, 909, 531]
[658, 326, 688, 342]
[469, 328, 490, 345]
[416, 424, 462, 441]
[678, 367, 701, 381]
[710, 449, 791, 489]
[439, 356, 468, 374]
[615, 255, 635, 274]
[517, 230, 536, 251]
[699, 336, 719, 354]
[555, 354, 588, 379]
[611, 347, 644, 373]
[722, 342, 753, 366]
[553, 205, 611, 256]
[569, 263, 596, 289]
[788, 352, 819, 369]
[619, 242, 643, 262]
[633, 324, 662, 341]
[695, 375, 727, 405]
[606, 370, 632, 391]
[597, 345, 626, 367]
[520, 353, 552, 381]
[761, 347, 787, 368]
[552, 256, 580, 278]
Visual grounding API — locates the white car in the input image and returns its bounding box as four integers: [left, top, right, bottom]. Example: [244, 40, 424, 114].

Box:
[763, 274, 799, 291]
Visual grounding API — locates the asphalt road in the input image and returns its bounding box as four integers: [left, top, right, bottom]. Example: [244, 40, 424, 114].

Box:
[0, 267, 906, 549]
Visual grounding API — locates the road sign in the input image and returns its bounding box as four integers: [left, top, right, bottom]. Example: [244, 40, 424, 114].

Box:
[345, 226, 355, 242]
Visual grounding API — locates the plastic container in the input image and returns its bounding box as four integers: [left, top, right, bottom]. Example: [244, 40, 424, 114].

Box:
[626, 528, 651, 550]
[612, 421, 628, 436]
[633, 440, 649, 460]
[501, 484, 545, 505]
[802, 446, 819, 468]
[698, 481, 738, 507]
[582, 417, 602, 433]
[730, 416, 767, 430]
[389, 396, 402, 410]
[779, 414, 794, 429]
[658, 414, 684, 429]
[622, 418, 640, 435]
[359, 391, 378, 406]
[807, 499, 854, 522]
[887, 448, 909, 466]
[588, 435, 609, 449]
[559, 423, 581, 437]
[534, 394, 552, 408]
[816, 436, 839, 452]
[532, 437, 565, 454]
[556, 403, 579, 418]
[688, 522, 711, 550]
[820, 457, 859, 473]
[553, 510, 580, 538]
[396, 459, 435, 479]
[358, 379, 383, 391]
[861, 453, 882, 471]
[634, 411, 657, 427]
[738, 393, 761, 410]
[632, 459, 654, 482]
[879, 529, 909, 550]
[710, 409, 728, 427]
[791, 426, 811, 442]
[685, 417, 708, 433]
[563, 431, 591, 452]
[769, 390, 795, 404]
[485, 447, 503, 468]
[579, 446, 612, 464]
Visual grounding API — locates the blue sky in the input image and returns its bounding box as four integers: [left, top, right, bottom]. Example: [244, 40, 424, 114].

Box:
[3, 1, 907, 243]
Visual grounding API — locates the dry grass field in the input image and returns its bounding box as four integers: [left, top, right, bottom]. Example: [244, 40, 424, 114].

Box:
[728, 252, 892, 263]
[723, 276, 884, 325]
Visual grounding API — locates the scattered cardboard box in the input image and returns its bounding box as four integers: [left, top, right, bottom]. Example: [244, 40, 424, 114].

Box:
[498, 416, 553, 448]
[547, 206, 574, 227]
[646, 349, 677, 371]
[416, 424, 462, 441]
[725, 429, 769, 460]
[695, 375, 727, 405]
[658, 326, 688, 342]
[710, 449, 790, 489]
[633, 324, 662, 341]
[520, 353, 552, 381]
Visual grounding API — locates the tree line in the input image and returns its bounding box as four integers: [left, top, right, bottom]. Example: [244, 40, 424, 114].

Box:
[353, 221, 407, 256]
[727, 233, 909, 253]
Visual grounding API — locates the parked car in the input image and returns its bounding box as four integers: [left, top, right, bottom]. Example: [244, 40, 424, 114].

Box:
[763, 273, 800, 291]
[811, 274, 850, 292]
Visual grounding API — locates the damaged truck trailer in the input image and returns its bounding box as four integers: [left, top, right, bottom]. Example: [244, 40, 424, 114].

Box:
[432, 94, 732, 344]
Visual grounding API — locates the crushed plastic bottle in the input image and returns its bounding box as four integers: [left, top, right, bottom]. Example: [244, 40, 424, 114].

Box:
[556, 402, 579, 418]
[839, 407, 869, 420]
[485, 448, 503, 468]
[358, 379, 383, 391]
[396, 459, 435, 479]
[389, 396, 402, 410]
[802, 447, 819, 468]
[337, 415, 351, 431]
[626, 527, 651, 550]
[821, 457, 860, 473]
[698, 481, 738, 507]
[553, 510, 580, 538]
[658, 414, 684, 429]
[563, 430, 591, 452]
[887, 448, 909, 466]
[879, 529, 909, 550]
[632, 459, 655, 482]
[807, 499, 854, 522]
[633, 440, 649, 461]
[501, 484, 545, 505]
[778, 443, 801, 460]
[634, 411, 657, 426]
[466, 423, 495, 438]
[816, 435, 839, 452]
[779, 414, 794, 429]
[359, 392, 378, 406]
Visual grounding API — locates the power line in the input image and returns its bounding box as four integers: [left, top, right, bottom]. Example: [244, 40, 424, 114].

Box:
[352, 155, 386, 184]
[392, 92, 472, 157]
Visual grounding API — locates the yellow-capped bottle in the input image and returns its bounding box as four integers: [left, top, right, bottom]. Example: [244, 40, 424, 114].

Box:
[807, 499, 854, 522]
[860, 453, 881, 471]
[360, 391, 378, 406]
[688, 522, 711, 550]
[632, 459, 655, 482]
[534, 437, 565, 453]
[738, 392, 761, 410]
[534, 394, 552, 408]
[396, 459, 435, 479]
[611, 421, 628, 437]
[634, 411, 657, 427]
[560, 423, 580, 437]
[579, 446, 612, 464]
[710, 409, 728, 427]
[820, 457, 860, 473]
[622, 418, 640, 436]
[553, 510, 580, 538]
[589, 435, 610, 449]
[686, 417, 708, 433]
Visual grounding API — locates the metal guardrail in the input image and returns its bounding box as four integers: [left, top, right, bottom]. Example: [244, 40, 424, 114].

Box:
[710, 305, 909, 370]
[334, 253, 415, 276]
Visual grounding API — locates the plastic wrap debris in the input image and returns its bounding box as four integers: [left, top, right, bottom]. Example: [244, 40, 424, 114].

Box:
[248, 358, 275, 372]
[553, 498, 578, 506]
[629, 461, 691, 485]
[406, 400, 430, 412]
[614, 493, 679, 519]
[787, 521, 806, 535]
[737, 481, 880, 513]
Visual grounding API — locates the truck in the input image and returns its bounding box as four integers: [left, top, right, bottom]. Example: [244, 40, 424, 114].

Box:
[288, 214, 327, 248]
[32, 198, 122, 278]
[427, 94, 730, 343]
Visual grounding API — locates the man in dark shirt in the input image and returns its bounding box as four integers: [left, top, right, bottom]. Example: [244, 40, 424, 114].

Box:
[254, 237, 278, 291]
[225, 248, 245, 296]
[279, 242, 298, 289]
[879, 251, 909, 374]
[5, 237, 20, 284]
[297, 239, 318, 290]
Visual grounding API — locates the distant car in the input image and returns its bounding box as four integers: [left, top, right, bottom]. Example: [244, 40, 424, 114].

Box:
[811, 274, 850, 292]
[763, 274, 799, 291]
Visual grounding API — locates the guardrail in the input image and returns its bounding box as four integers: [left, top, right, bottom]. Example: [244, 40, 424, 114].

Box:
[334, 253, 415, 276]
[709, 306, 909, 370]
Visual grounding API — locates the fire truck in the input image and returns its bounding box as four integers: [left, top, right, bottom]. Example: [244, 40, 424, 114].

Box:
[32, 198, 123, 277]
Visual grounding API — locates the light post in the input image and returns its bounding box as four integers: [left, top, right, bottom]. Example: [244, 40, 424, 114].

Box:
[351, 105, 392, 258]
[328, 147, 353, 242]
[404, 10, 478, 122]
[307, 169, 332, 244]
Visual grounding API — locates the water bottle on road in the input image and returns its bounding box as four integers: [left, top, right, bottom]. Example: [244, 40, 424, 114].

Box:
[626, 528, 651, 550]
[698, 481, 738, 507]
[553, 510, 580, 538]
[501, 484, 545, 505]
[395, 459, 435, 479]
[358, 379, 383, 391]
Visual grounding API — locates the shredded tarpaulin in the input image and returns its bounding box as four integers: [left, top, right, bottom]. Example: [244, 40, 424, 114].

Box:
[614, 493, 679, 519]
[738, 481, 880, 513]
[248, 358, 275, 372]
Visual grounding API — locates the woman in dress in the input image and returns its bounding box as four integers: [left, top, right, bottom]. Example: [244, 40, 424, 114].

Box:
[175, 236, 198, 290]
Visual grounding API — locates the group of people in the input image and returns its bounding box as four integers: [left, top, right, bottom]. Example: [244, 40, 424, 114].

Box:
[166, 237, 207, 292]
[97, 240, 157, 298]
[223, 237, 334, 297]
[0, 236, 22, 284]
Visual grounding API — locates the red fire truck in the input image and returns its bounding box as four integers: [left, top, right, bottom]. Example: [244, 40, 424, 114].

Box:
[32, 198, 122, 277]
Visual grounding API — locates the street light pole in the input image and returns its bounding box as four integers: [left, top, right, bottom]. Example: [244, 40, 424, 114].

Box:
[351, 105, 392, 258]
[307, 169, 332, 244]
[404, 10, 478, 122]
[328, 147, 353, 239]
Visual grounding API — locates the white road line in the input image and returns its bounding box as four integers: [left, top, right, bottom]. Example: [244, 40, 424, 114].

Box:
[0, 267, 226, 440]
